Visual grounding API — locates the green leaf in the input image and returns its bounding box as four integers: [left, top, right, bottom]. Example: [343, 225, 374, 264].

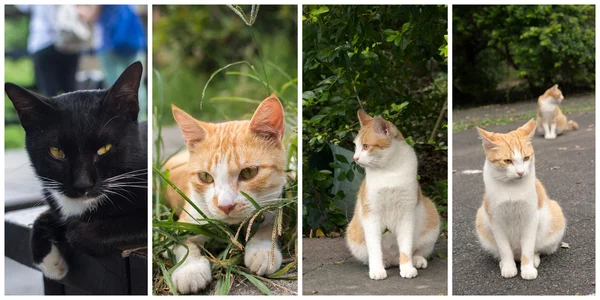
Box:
[312, 6, 330, 15]
[335, 154, 349, 164]
[346, 169, 355, 181]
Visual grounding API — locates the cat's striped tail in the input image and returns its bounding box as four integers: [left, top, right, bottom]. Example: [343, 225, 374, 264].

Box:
[567, 120, 579, 130]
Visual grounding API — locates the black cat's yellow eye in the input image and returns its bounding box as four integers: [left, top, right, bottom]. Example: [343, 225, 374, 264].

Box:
[240, 167, 259, 180]
[363, 144, 370, 150]
[198, 172, 214, 184]
[49, 147, 65, 159]
[523, 156, 531, 161]
[503, 159, 513, 164]
[97, 144, 113, 155]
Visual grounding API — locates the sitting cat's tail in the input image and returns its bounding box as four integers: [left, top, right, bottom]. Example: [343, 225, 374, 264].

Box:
[567, 120, 579, 131]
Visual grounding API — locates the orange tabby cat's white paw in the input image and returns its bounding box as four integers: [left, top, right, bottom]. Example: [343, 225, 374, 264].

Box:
[244, 240, 282, 276]
[499, 260, 518, 278]
[36, 244, 68, 280]
[521, 265, 538, 280]
[534, 254, 540, 268]
[413, 255, 428, 269]
[400, 266, 418, 278]
[171, 256, 212, 294]
[369, 267, 387, 280]
[544, 132, 557, 139]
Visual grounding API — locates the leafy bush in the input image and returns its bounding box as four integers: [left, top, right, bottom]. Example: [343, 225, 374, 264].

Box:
[302, 5, 448, 235]
[453, 5, 595, 107]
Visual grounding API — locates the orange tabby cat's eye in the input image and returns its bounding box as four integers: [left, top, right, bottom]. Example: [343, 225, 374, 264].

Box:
[198, 172, 214, 183]
[523, 156, 531, 161]
[503, 159, 512, 164]
[49, 147, 65, 159]
[240, 167, 259, 180]
[363, 144, 370, 150]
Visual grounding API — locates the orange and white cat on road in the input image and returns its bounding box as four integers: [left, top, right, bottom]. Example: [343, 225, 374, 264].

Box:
[164, 95, 286, 294]
[536, 84, 578, 139]
[475, 120, 566, 280]
[346, 110, 440, 280]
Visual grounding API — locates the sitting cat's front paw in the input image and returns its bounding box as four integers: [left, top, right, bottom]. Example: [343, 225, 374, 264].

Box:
[172, 256, 212, 294]
[521, 266, 538, 280]
[544, 133, 557, 139]
[412, 255, 428, 269]
[499, 260, 518, 278]
[400, 266, 418, 278]
[244, 240, 282, 276]
[36, 244, 68, 280]
[369, 266, 387, 280]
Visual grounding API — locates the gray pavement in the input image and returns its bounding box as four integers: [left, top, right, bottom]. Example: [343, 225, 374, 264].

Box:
[452, 101, 595, 295]
[302, 238, 448, 295]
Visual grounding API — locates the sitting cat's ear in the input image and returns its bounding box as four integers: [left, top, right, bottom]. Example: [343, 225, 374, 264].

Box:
[476, 127, 498, 151]
[357, 109, 373, 126]
[250, 94, 285, 141]
[104, 61, 143, 121]
[373, 116, 391, 136]
[516, 119, 536, 142]
[172, 105, 207, 150]
[5, 83, 54, 128]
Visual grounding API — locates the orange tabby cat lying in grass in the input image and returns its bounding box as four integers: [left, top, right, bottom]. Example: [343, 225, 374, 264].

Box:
[164, 95, 286, 294]
[476, 120, 566, 280]
[536, 84, 578, 139]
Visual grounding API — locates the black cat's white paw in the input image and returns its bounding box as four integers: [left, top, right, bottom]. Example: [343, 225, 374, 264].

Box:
[244, 240, 282, 276]
[171, 256, 212, 294]
[35, 244, 68, 280]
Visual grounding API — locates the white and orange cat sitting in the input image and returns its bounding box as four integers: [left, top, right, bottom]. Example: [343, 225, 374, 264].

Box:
[346, 110, 440, 280]
[536, 84, 578, 139]
[164, 95, 286, 294]
[476, 120, 565, 280]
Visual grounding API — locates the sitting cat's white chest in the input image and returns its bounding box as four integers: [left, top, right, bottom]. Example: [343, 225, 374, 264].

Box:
[540, 100, 557, 123]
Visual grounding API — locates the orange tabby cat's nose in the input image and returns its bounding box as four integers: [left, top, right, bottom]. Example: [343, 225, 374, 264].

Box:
[218, 204, 236, 214]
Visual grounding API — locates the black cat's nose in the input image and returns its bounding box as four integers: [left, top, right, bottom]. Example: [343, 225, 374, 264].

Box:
[73, 177, 94, 193]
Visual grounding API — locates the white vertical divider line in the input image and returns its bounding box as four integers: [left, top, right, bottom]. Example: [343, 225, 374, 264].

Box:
[446, 3, 453, 297]
[297, 3, 304, 297]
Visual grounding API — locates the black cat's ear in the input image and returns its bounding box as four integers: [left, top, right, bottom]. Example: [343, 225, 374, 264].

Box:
[104, 61, 143, 121]
[5, 83, 54, 128]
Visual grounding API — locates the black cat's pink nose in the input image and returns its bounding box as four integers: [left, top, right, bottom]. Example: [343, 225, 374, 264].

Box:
[218, 204, 236, 214]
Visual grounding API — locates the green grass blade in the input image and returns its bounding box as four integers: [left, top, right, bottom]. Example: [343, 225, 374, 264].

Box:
[233, 269, 273, 295]
[267, 260, 297, 279]
[201, 60, 256, 108]
[240, 191, 262, 210]
[159, 261, 178, 296]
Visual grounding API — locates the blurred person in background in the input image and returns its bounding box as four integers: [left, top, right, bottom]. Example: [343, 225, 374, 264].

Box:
[16, 5, 87, 96]
[79, 5, 148, 117]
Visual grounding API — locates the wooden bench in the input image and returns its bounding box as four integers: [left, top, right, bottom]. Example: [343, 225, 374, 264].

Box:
[5, 206, 147, 295]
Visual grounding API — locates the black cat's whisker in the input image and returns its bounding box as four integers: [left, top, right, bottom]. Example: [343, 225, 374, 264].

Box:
[102, 189, 136, 206]
[98, 115, 121, 137]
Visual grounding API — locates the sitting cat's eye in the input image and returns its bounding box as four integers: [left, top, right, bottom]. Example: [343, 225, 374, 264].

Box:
[49, 147, 65, 159]
[503, 159, 512, 164]
[523, 156, 531, 161]
[363, 144, 370, 150]
[198, 172, 214, 184]
[97, 144, 113, 155]
[240, 167, 259, 180]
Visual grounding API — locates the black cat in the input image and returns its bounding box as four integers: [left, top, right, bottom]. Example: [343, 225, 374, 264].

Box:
[5, 62, 147, 280]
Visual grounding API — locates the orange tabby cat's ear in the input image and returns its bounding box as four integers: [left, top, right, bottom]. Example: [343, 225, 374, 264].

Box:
[250, 94, 285, 140]
[476, 127, 498, 151]
[172, 105, 206, 149]
[357, 110, 373, 126]
[373, 116, 392, 136]
[516, 119, 536, 142]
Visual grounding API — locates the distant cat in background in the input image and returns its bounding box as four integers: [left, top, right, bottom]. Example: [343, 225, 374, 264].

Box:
[536, 84, 578, 139]
[5, 62, 148, 281]
[475, 120, 565, 280]
[346, 110, 440, 280]
[164, 95, 286, 294]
